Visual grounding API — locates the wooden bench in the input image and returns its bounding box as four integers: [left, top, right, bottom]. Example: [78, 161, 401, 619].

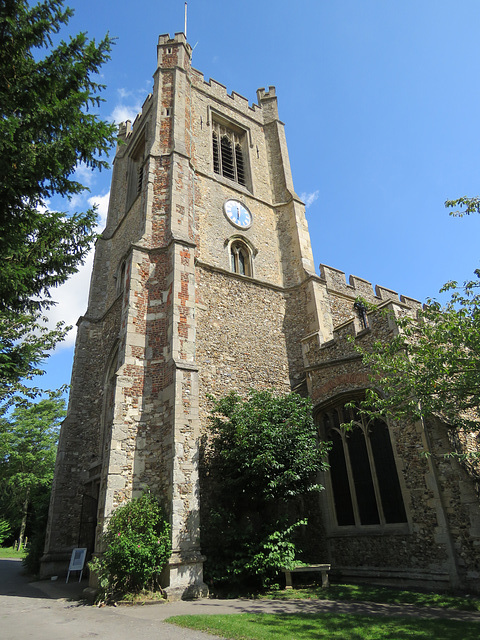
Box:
[282, 563, 331, 589]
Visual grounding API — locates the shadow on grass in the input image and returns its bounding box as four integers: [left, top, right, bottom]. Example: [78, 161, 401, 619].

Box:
[168, 612, 480, 640]
[263, 583, 480, 612]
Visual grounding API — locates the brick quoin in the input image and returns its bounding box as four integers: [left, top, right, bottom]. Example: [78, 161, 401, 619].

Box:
[180, 248, 190, 265]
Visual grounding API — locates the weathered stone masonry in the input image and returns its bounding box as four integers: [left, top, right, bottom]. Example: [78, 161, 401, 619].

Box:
[42, 32, 480, 596]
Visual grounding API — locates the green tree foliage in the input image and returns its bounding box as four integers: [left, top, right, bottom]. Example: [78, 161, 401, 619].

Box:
[201, 390, 330, 590]
[0, 312, 69, 409]
[353, 198, 480, 445]
[355, 277, 480, 436]
[90, 494, 171, 602]
[0, 0, 116, 313]
[0, 519, 11, 545]
[0, 391, 65, 547]
[0, 0, 117, 391]
[445, 195, 480, 218]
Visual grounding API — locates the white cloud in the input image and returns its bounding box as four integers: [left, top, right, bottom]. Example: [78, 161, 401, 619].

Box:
[118, 87, 133, 99]
[110, 103, 142, 124]
[67, 193, 85, 211]
[110, 83, 152, 125]
[46, 251, 94, 348]
[45, 191, 110, 349]
[36, 199, 50, 214]
[300, 190, 320, 209]
[88, 191, 110, 230]
[74, 162, 95, 187]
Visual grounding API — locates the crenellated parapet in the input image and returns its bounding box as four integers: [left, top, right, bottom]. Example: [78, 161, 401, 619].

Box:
[155, 34, 269, 119]
[116, 93, 153, 154]
[158, 32, 190, 48]
[191, 71, 264, 118]
[319, 263, 421, 311]
[301, 283, 422, 373]
[256, 86, 276, 101]
[157, 32, 192, 69]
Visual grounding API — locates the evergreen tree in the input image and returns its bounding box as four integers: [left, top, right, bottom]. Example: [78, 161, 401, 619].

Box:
[0, 1, 117, 394]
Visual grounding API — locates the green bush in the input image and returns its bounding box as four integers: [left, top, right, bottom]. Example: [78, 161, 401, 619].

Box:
[0, 519, 11, 545]
[201, 390, 330, 592]
[90, 493, 171, 601]
[203, 511, 305, 591]
[246, 522, 305, 579]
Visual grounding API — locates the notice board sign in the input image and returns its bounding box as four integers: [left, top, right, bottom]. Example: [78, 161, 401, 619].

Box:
[66, 548, 87, 583]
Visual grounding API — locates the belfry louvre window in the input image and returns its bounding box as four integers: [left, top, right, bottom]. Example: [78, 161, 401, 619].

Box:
[126, 135, 145, 211]
[212, 122, 246, 186]
[320, 401, 407, 528]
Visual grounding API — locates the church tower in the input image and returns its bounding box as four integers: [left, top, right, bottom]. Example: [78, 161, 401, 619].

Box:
[41, 33, 330, 597]
[42, 31, 480, 597]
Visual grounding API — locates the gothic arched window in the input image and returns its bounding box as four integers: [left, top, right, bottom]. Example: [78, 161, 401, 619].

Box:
[230, 240, 252, 276]
[116, 260, 127, 295]
[319, 399, 407, 528]
[99, 347, 119, 459]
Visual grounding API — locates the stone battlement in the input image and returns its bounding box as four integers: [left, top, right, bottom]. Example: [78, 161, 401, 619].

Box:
[320, 263, 421, 310]
[190, 66, 264, 117]
[117, 93, 153, 143]
[257, 86, 277, 100]
[158, 32, 191, 51]
[120, 33, 273, 131]
[301, 300, 402, 370]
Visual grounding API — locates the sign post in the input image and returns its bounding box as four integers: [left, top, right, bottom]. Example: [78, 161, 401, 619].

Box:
[66, 548, 87, 583]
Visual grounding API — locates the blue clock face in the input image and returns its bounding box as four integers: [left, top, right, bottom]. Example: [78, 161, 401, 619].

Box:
[224, 200, 252, 229]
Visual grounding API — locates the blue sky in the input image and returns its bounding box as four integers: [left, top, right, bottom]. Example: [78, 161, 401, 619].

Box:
[39, 0, 480, 393]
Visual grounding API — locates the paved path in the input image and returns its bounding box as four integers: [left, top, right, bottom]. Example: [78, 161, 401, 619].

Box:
[0, 559, 222, 640]
[1, 558, 480, 640]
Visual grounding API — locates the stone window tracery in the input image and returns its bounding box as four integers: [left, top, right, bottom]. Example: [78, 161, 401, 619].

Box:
[230, 239, 252, 277]
[318, 398, 407, 529]
[212, 121, 247, 187]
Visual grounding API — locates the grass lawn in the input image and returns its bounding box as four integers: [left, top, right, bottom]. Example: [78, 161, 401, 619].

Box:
[261, 583, 480, 613]
[0, 547, 25, 559]
[167, 612, 480, 640]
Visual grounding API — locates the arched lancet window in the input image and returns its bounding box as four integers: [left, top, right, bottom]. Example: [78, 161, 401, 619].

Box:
[319, 398, 407, 528]
[126, 133, 145, 211]
[116, 260, 126, 295]
[99, 347, 119, 459]
[230, 240, 252, 276]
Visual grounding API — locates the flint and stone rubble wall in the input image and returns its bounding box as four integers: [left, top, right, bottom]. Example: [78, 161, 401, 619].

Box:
[304, 296, 480, 591]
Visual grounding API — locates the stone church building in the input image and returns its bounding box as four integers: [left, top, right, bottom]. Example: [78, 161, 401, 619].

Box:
[41, 33, 480, 597]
